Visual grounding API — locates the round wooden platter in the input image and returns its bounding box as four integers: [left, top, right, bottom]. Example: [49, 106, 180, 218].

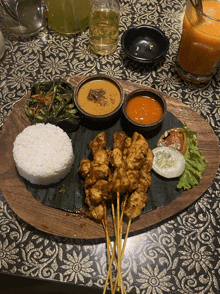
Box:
[0, 75, 219, 240]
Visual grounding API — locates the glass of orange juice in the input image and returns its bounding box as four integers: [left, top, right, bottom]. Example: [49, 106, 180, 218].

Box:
[176, 0, 220, 84]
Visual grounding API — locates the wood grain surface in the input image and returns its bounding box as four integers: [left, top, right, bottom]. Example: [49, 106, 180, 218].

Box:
[0, 75, 219, 240]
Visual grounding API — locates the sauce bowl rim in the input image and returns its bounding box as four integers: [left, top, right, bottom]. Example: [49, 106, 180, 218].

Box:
[122, 88, 167, 128]
[74, 74, 124, 119]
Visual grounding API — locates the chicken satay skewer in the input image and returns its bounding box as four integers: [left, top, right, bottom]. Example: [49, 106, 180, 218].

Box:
[102, 205, 114, 293]
[113, 194, 129, 294]
[103, 242, 117, 294]
[110, 132, 130, 293]
[113, 193, 128, 293]
[113, 218, 132, 294]
[102, 202, 125, 294]
[121, 218, 131, 262]
[80, 131, 153, 294]
[111, 202, 117, 239]
[117, 191, 123, 292]
[103, 194, 127, 294]
[111, 199, 126, 293]
[102, 212, 122, 294]
[114, 218, 132, 294]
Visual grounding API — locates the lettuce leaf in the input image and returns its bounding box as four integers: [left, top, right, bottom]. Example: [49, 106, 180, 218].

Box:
[177, 124, 206, 190]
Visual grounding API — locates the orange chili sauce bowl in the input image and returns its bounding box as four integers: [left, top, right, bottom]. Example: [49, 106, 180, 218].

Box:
[74, 75, 124, 126]
[122, 89, 167, 133]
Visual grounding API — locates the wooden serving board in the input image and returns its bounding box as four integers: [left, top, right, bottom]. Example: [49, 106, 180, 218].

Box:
[0, 75, 219, 240]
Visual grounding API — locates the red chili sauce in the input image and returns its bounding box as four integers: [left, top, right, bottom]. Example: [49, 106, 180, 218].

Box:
[126, 95, 163, 124]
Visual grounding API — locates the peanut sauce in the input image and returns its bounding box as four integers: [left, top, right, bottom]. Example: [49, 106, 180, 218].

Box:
[77, 79, 121, 115]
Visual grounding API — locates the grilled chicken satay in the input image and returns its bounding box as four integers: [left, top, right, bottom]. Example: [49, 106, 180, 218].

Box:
[142, 148, 154, 174]
[123, 137, 132, 160]
[121, 132, 153, 220]
[111, 165, 130, 194]
[79, 131, 154, 222]
[123, 191, 148, 219]
[126, 169, 140, 192]
[113, 131, 128, 151]
[78, 158, 91, 178]
[111, 132, 138, 194]
[137, 169, 152, 192]
[78, 132, 112, 221]
[84, 195, 105, 221]
[86, 179, 113, 204]
[81, 132, 111, 186]
[89, 131, 107, 154]
[110, 148, 124, 168]
[111, 131, 152, 194]
[110, 133, 130, 194]
[126, 132, 149, 170]
[93, 149, 109, 165]
[123, 168, 152, 219]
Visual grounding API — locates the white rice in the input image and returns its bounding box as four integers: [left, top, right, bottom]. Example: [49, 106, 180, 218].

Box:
[13, 123, 74, 185]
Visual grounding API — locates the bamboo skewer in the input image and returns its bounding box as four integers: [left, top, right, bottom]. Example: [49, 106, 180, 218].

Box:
[102, 218, 114, 293]
[117, 192, 122, 291]
[103, 202, 121, 294]
[112, 193, 130, 294]
[114, 194, 125, 293]
[79, 131, 152, 294]
[112, 202, 117, 238]
[121, 218, 131, 260]
[103, 192, 129, 294]
[103, 244, 116, 294]
[103, 203, 118, 292]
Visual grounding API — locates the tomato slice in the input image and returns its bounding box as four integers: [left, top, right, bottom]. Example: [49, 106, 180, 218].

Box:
[156, 127, 188, 155]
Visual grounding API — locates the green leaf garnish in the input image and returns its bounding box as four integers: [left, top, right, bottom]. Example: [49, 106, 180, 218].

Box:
[177, 124, 206, 190]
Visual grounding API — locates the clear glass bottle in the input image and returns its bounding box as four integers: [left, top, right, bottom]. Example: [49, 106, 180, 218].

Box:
[89, 0, 120, 55]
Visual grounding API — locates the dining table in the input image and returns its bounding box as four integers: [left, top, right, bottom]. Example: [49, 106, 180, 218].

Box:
[0, 0, 220, 293]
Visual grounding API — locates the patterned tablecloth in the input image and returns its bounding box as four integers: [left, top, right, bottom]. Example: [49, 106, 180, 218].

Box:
[0, 0, 220, 293]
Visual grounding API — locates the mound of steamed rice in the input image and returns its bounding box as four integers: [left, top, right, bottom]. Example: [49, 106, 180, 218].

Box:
[13, 123, 74, 185]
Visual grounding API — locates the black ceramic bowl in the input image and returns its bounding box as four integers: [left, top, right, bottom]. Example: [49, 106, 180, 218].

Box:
[74, 75, 124, 123]
[121, 25, 169, 65]
[122, 88, 167, 132]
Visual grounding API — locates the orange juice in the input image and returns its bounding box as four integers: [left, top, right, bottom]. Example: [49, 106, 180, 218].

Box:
[177, 0, 220, 78]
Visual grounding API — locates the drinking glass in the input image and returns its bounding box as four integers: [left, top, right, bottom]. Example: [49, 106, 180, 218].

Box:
[0, 0, 46, 37]
[89, 0, 120, 55]
[0, 31, 5, 59]
[45, 0, 91, 35]
[176, 0, 220, 84]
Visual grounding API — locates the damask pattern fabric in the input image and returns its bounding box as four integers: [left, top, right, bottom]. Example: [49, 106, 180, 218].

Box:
[0, 0, 220, 293]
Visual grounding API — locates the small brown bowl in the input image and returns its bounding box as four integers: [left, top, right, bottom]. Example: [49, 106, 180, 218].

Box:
[122, 89, 167, 133]
[74, 75, 124, 123]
